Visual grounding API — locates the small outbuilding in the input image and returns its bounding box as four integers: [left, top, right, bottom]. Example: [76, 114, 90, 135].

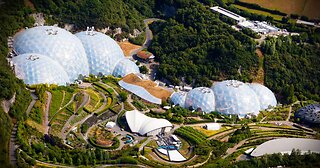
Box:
[106, 122, 116, 128]
[204, 123, 221, 130]
[136, 50, 155, 61]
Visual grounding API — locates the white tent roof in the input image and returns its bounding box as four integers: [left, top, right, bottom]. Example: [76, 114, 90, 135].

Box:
[125, 110, 173, 135]
[251, 138, 320, 157]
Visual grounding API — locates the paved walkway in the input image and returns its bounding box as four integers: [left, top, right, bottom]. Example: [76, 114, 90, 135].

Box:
[9, 124, 18, 166]
[44, 91, 51, 134]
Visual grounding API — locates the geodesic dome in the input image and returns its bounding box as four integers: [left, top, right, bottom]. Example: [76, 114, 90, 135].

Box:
[112, 58, 139, 77]
[248, 83, 277, 110]
[170, 91, 187, 107]
[212, 80, 260, 116]
[295, 104, 320, 125]
[13, 26, 89, 81]
[75, 31, 125, 75]
[12, 53, 70, 86]
[185, 87, 215, 113]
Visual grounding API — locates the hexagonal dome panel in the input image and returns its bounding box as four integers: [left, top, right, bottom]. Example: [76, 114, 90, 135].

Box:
[185, 87, 215, 113]
[248, 83, 277, 110]
[212, 80, 260, 116]
[12, 53, 70, 86]
[75, 31, 125, 75]
[113, 58, 139, 77]
[170, 91, 187, 107]
[13, 26, 89, 81]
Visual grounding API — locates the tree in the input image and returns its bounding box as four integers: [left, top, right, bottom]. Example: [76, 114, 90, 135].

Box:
[139, 65, 149, 74]
[119, 91, 128, 102]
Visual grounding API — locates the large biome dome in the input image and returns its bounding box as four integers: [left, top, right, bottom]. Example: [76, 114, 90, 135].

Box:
[185, 87, 215, 113]
[13, 26, 89, 81]
[12, 53, 70, 85]
[75, 31, 125, 75]
[248, 83, 277, 110]
[212, 80, 260, 116]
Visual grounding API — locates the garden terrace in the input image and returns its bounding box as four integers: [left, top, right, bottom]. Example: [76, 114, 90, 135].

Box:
[49, 90, 64, 119]
[83, 88, 104, 113]
[88, 125, 119, 149]
[174, 126, 207, 145]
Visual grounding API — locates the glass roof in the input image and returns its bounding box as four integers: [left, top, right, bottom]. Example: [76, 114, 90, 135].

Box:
[13, 26, 89, 81]
[75, 31, 124, 75]
[12, 53, 70, 85]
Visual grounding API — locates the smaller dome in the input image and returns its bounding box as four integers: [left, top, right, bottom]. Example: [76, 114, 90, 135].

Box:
[248, 83, 277, 110]
[295, 104, 320, 125]
[113, 58, 139, 77]
[185, 87, 215, 113]
[12, 53, 70, 85]
[170, 91, 187, 107]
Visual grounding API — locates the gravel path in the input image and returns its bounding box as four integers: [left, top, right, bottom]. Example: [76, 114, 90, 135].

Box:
[44, 91, 52, 134]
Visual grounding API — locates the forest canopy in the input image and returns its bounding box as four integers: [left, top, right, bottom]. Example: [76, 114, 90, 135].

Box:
[149, 1, 258, 87]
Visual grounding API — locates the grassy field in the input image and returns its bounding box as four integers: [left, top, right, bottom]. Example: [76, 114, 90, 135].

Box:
[61, 91, 74, 107]
[49, 90, 64, 120]
[233, 4, 284, 21]
[240, 0, 320, 19]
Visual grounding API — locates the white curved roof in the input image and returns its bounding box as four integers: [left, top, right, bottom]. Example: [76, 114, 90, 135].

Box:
[251, 138, 320, 157]
[185, 87, 215, 113]
[13, 26, 89, 81]
[248, 83, 277, 110]
[212, 80, 260, 116]
[113, 58, 139, 77]
[170, 91, 187, 107]
[75, 31, 124, 75]
[119, 80, 161, 104]
[125, 110, 173, 135]
[12, 53, 70, 85]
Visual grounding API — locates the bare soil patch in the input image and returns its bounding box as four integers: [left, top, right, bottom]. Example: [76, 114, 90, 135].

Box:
[118, 41, 141, 57]
[122, 74, 173, 100]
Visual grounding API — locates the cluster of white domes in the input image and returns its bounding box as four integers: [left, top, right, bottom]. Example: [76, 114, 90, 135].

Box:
[170, 80, 277, 116]
[12, 26, 139, 85]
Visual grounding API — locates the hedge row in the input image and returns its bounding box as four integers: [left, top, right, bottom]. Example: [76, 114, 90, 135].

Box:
[174, 126, 207, 145]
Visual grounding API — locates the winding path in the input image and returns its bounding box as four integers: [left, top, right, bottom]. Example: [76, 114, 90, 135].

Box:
[44, 91, 51, 134]
[129, 18, 161, 57]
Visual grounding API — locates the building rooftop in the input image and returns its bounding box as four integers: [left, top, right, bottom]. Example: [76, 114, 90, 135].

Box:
[137, 50, 154, 60]
[251, 138, 320, 157]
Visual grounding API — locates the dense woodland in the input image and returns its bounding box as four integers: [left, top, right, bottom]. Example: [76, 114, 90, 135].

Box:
[0, 0, 33, 167]
[262, 36, 320, 103]
[1, 0, 320, 167]
[149, 0, 258, 87]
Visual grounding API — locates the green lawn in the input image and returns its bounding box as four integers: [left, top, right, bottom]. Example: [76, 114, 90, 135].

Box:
[49, 90, 64, 120]
[29, 100, 43, 124]
[61, 91, 74, 107]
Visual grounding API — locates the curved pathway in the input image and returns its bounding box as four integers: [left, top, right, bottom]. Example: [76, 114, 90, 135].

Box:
[49, 93, 75, 123]
[61, 92, 90, 139]
[129, 18, 161, 57]
[43, 91, 52, 135]
[10, 90, 38, 166]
